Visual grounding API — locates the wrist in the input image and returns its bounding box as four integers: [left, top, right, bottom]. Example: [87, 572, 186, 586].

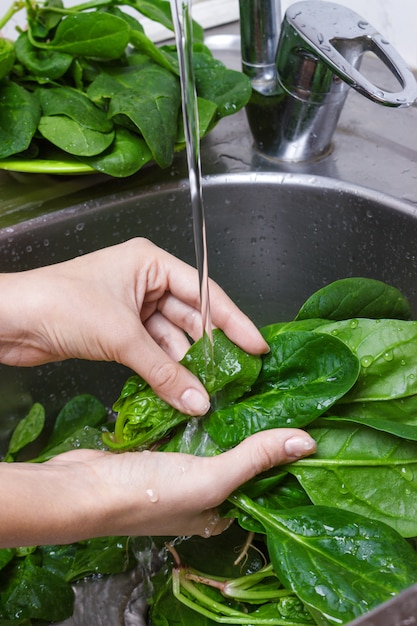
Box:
[0, 456, 102, 548]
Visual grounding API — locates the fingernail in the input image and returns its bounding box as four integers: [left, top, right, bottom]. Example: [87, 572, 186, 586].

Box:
[284, 435, 317, 458]
[181, 388, 210, 415]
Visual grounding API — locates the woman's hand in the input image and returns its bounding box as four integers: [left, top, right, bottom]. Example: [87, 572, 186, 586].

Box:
[0, 238, 268, 415]
[0, 429, 316, 547]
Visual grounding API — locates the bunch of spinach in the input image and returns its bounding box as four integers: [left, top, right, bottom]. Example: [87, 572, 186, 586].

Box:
[139, 277, 417, 625]
[0, 0, 251, 176]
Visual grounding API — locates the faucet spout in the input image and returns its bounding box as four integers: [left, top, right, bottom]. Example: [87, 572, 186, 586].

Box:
[239, 1, 417, 162]
[239, 0, 281, 94]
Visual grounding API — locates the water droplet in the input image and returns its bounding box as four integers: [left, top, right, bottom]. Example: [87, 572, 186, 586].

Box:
[400, 467, 414, 482]
[349, 319, 358, 329]
[358, 20, 369, 29]
[339, 483, 349, 494]
[361, 356, 373, 368]
[383, 350, 394, 362]
[146, 488, 159, 503]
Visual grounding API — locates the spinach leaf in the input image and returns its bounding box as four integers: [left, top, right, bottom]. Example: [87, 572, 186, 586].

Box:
[296, 277, 411, 321]
[88, 63, 181, 167]
[45, 394, 107, 449]
[0, 82, 40, 158]
[260, 318, 329, 343]
[206, 331, 360, 449]
[105, 330, 261, 450]
[193, 48, 252, 119]
[0, 549, 15, 573]
[38, 114, 115, 156]
[0, 556, 74, 622]
[39, 86, 113, 132]
[129, 28, 179, 74]
[231, 494, 417, 625]
[182, 328, 261, 405]
[14, 31, 72, 79]
[34, 12, 131, 60]
[289, 422, 417, 537]
[78, 126, 152, 177]
[0, 40, 15, 80]
[3, 403, 45, 462]
[64, 536, 135, 582]
[325, 395, 417, 440]
[317, 318, 417, 402]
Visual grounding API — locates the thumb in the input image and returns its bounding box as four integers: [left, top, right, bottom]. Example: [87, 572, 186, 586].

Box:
[213, 428, 316, 501]
[123, 329, 210, 416]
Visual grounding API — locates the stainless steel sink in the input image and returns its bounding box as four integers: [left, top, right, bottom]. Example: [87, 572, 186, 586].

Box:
[0, 23, 416, 626]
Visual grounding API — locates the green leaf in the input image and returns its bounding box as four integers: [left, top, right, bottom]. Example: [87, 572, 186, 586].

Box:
[129, 28, 179, 74]
[4, 403, 45, 462]
[42, 12, 131, 60]
[78, 126, 152, 177]
[0, 39, 15, 80]
[107, 66, 180, 168]
[64, 536, 134, 582]
[182, 329, 261, 406]
[289, 422, 417, 537]
[0, 549, 15, 573]
[206, 331, 360, 449]
[232, 495, 417, 624]
[295, 277, 411, 321]
[14, 31, 73, 79]
[0, 557, 74, 622]
[194, 52, 252, 118]
[39, 86, 113, 132]
[260, 318, 330, 343]
[0, 82, 40, 158]
[34, 425, 108, 461]
[106, 330, 261, 450]
[38, 114, 114, 156]
[325, 395, 417, 440]
[317, 318, 417, 402]
[46, 394, 108, 449]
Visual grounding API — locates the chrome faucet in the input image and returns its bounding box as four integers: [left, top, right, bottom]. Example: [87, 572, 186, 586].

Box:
[239, 1, 417, 162]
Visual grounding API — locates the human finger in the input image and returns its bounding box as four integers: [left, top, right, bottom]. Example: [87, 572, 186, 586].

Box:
[196, 428, 317, 536]
[144, 311, 192, 361]
[121, 325, 210, 416]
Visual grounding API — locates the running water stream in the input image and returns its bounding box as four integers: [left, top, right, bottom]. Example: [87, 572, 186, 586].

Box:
[170, 0, 215, 387]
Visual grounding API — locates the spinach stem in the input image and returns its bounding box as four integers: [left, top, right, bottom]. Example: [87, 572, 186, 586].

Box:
[0, 1, 25, 30]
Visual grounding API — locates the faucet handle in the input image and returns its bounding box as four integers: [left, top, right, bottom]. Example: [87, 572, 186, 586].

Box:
[280, 1, 417, 106]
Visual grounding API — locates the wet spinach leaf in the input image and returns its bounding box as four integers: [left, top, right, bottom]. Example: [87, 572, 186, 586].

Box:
[290, 422, 417, 536]
[3, 403, 45, 462]
[318, 318, 417, 402]
[14, 31, 73, 79]
[78, 126, 152, 177]
[0, 82, 40, 158]
[105, 329, 261, 450]
[296, 277, 411, 321]
[325, 395, 417, 440]
[0, 556, 74, 622]
[0, 40, 15, 80]
[231, 494, 417, 625]
[38, 12, 131, 59]
[206, 331, 360, 449]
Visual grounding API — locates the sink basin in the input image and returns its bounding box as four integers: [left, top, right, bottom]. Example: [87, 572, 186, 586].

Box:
[1, 170, 417, 434]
